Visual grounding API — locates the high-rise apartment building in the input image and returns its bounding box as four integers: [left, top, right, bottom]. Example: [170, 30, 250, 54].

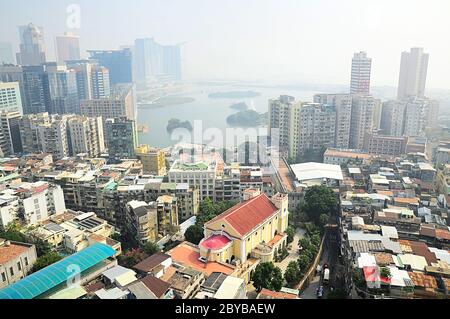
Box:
[88, 49, 133, 84]
[314, 94, 352, 149]
[349, 95, 376, 150]
[268, 95, 300, 158]
[67, 116, 105, 157]
[380, 100, 406, 136]
[350, 51, 372, 95]
[403, 97, 438, 137]
[293, 103, 336, 157]
[55, 33, 81, 63]
[35, 114, 70, 159]
[397, 48, 429, 100]
[0, 82, 23, 114]
[0, 111, 22, 156]
[18, 112, 51, 154]
[16, 23, 46, 66]
[104, 117, 138, 161]
[80, 83, 136, 122]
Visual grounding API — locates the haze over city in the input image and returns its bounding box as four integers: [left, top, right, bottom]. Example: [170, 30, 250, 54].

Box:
[1, 0, 450, 306]
[1, 0, 450, 89]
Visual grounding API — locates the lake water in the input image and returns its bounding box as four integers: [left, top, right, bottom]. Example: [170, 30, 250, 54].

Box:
[137, 82, 345, 148]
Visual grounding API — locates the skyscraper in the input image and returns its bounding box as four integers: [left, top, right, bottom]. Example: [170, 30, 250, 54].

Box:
[397, 48, 429, 100]
[162, 44, 182, 81]
[16, 23, 47, 66]
[43, 63, 79, 114]
[0, 82, 23, 114]
[350, 51, 372, 95]
[55, 33, 81, 63]
[133, 38, 163, 83]
[67, 61, 111, 100]
[88, 49, 133, 84]
[22, 65, 47, 114]
[0, 42, 14, 64]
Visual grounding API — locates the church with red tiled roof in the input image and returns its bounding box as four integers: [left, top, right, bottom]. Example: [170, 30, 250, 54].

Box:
[199, 189, 289, 265]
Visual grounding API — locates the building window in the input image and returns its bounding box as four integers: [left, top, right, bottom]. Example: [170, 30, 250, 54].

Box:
[17, 262, 21, 271]
[1, 272, 5, 282]
[9, 267, 14, 276]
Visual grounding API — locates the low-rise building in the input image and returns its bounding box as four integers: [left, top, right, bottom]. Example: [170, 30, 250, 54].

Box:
[0, 239, 37, 289]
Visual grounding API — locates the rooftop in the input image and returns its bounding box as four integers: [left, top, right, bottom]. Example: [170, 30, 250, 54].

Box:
[290, 162, 343, 182]
[205, 193, 279, 237]
[0, 243, 115, 300]
[168, 242, 235, 276]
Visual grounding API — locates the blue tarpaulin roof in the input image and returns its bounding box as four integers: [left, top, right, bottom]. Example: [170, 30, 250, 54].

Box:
[0, 243, 115, 299]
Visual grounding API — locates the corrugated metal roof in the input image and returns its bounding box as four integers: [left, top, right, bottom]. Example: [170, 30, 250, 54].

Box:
[0, 243, 115, 299]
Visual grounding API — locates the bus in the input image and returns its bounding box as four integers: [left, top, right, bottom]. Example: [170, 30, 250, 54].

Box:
[323, 268, 330, 285]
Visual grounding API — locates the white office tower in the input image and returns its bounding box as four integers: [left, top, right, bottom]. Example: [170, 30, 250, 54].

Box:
[350, 51, 372, 95]
[0, 82, 23, 115]
[349, 95, 375, 150]
[397, 48, 429, 100]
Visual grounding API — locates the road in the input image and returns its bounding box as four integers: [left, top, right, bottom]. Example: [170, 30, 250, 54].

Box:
[300, 248, 329, 299]
[275, 228, 305, 273]
[300, 229, 340, 299]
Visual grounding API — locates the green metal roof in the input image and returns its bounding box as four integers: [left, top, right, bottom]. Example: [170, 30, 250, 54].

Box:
[0, 243, 115, 299]
[0, 173, 20, 184]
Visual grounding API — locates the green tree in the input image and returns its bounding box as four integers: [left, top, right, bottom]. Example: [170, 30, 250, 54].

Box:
[252, 262, 283, 292]
[284, 261, 301, 287]
[32, 252, 63, 272]
[297, 254, 311, 273]
[380, 267, 392, 279]
[184, 224, 204, 245]
[300, 185, 338, 225]
[286, 226, 295, 244]
[118, 248, 147, 268]
[143, 242, 160, 256]
[319, 213, 329, 228]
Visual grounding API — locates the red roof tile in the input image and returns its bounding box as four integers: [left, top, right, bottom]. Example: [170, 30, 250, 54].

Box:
[206, 194, 278, 237]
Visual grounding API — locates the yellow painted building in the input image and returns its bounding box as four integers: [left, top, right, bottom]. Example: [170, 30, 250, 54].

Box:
[199, 190, 289, 265]
[135, 144, 167, 176]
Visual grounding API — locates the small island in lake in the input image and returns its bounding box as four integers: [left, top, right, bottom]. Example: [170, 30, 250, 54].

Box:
[226, 110, 267, 127]
[208, 91, 261, 99]
[229, 102, 249, 111]
[139, 96, 195, 109]
[167, 118, 193, 133]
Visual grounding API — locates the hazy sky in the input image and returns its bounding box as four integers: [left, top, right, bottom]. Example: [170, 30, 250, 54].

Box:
[1, 0, 449, 89]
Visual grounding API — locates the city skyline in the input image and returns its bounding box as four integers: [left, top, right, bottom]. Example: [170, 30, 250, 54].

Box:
[0, 0, 449, 90]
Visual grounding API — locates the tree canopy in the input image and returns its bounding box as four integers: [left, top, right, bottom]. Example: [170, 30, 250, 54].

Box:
[184, 198, 237, 245]
[252, 262, 283, 292]
[32, 252, 63, 272]
[300, 185, 338, 224]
